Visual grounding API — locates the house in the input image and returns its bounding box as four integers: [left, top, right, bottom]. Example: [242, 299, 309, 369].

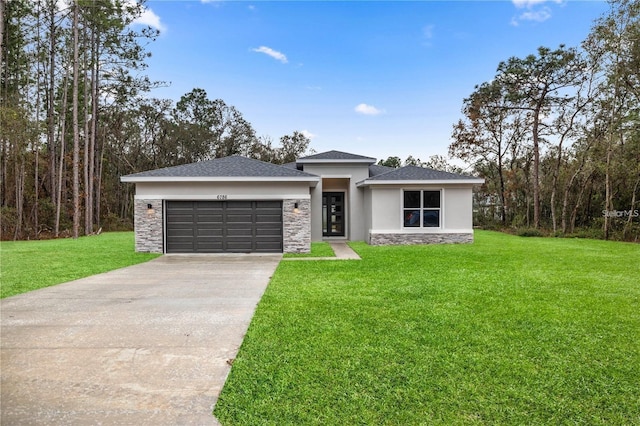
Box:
[120, 150, 484, 253]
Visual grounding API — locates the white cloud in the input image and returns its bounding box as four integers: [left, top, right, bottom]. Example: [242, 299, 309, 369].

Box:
[355, 103, 384, 116]
[252, 46, 288, 64]
[301, 130, 317, 140]
[519, 8, 552, 22]
[512, 0, 551, 8]
[510, 0, 560, 25]
[133, 7, 166, 33]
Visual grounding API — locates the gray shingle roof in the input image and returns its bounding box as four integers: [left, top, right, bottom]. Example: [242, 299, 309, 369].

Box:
[361, 165, 483, 182]
[298, 150, 376, 163]
[369, 164, 395, 177]
[121, 155, 318, 180]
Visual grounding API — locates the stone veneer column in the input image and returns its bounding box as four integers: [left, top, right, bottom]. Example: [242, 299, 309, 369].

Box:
[282, 199, 311, 253]
[134, 199, 163, 253]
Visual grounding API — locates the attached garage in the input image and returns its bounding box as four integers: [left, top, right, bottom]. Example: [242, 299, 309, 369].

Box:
[165, 200, 283, 253]
[121, 155, 318, 254]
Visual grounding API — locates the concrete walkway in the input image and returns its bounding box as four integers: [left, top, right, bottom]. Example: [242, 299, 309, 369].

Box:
[0, 254, 281, 425]
[282, 242, 361, 261]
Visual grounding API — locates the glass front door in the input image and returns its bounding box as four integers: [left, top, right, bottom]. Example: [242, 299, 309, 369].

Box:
[322, 192, 345, 237]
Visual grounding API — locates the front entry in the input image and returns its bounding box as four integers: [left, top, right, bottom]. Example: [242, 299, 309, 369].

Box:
[322, 192, 345, 237]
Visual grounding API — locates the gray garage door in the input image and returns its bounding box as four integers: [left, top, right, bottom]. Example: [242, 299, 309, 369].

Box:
[165, 200, 283, 253]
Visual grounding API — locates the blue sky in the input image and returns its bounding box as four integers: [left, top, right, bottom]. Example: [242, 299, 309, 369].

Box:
[133, 0, 608, 166]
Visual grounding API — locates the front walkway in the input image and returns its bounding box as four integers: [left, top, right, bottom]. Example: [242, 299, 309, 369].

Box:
[0, 254, 281, 425]
[283, 242, 361, 261]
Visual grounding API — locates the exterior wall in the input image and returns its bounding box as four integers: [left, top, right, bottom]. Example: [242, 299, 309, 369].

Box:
[369, 187, 401, 231]
[135, 181, 309, 198]
[368, 184, 475, 233]
[283, 199, 311, 253]
[302, 163, 370, 241]
[443, 187, 473, 229]
[134, 198, 163, 253]
[363, 188, 373, 244]
[132, 181, 312, 253]
[366, 184, 476, 245]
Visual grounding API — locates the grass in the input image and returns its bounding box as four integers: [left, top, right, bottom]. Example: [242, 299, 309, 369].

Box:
[214, 231, 640, 425]
[282, 242, 335, 258]
[0, 232, 160, 298]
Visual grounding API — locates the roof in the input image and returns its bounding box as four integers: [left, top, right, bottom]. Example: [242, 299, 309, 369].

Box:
[357, 165, 484, 186]
[121, 155, 319, 183]
[297, 150, 376, 164]
[369, 164, 395, 177]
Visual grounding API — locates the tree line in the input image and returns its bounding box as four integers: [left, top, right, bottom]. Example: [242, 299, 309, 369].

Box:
[2, 0, 638, 242]
[0, 0, 310, 240]
[384, 0, 639, 241]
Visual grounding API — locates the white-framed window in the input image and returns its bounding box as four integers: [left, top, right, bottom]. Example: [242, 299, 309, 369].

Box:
[403, 190, 441, 228]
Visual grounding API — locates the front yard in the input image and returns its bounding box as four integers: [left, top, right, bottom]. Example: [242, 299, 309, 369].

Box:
[0, 232, 159, 298]
[215, 231, 640, 425]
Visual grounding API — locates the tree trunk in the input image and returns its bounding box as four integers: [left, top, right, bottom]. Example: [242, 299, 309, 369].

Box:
[47, 0, 57, 212]
[532, 104, 542, 229]
[72, 0, 80, 239]
[83, 22, 91, 235]
[55, 69, 70, 237]
[561, 168, 581, 234]
[0, 0, 5, 66]
[497, 152, 507, 225]
[13, 160, 25, 240]
[34, 0, 42, 238]
[604, 136, 613, 240]
[570, 172, 592, 234]
[0, 0, 6, 209]
[622, 174, 639, 240]
[550, 143, 564, 234]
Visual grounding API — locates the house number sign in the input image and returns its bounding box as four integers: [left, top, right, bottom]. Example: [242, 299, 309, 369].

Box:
[217, 195, 228, 200]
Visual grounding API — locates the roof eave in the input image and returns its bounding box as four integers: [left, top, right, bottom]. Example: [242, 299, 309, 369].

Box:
[297, 158, 375, 164]
[356, 178, 485, 187]
[121, 176, 321, 185]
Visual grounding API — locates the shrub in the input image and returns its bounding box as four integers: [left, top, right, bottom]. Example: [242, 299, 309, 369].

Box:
[516, 227, 544, 237]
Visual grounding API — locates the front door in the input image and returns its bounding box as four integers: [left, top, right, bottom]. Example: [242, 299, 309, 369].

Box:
[322, 192, 345, 237]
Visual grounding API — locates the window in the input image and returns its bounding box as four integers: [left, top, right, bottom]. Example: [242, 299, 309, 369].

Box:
[403, 190, 441, 228]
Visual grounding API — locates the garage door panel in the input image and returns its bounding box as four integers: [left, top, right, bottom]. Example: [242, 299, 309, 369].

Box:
[196, 229, 223, 237]
[197, 214, 223, 222]
[226, 215, 253, 223]
[166, 200, 282, 253]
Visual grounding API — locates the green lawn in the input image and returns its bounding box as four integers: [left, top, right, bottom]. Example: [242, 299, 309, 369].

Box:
[0, 232, 159, 298]
[215, 231, 640, 425]
[282, 242, 335, 258]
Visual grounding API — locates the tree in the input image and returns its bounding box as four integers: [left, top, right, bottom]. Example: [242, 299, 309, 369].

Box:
[378, 156, 401, 168]
[171, 88, 258, 162]
[496, 45, 586, 228]
[276, 131, 311, 164]
[450, 79, 527, 224]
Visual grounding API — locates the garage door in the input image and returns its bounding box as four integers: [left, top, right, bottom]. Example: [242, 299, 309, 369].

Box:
[165, 200, 283, 253]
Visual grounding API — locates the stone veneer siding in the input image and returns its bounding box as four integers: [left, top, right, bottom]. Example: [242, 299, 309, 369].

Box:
[134, 199, 163, 253]
[283, 199, 311, 253]
[369, 232, 473, 245]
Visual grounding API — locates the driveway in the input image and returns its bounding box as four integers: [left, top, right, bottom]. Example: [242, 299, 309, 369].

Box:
[0, 254, 281, 425]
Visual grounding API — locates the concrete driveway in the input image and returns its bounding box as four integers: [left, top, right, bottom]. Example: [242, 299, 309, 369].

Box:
[1, 254, 281, 425]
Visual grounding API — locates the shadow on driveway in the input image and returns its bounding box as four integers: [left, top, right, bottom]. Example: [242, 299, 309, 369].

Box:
[1, 254, 281, 425]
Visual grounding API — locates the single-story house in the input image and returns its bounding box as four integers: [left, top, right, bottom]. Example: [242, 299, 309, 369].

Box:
[120, 150, 484, 253]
